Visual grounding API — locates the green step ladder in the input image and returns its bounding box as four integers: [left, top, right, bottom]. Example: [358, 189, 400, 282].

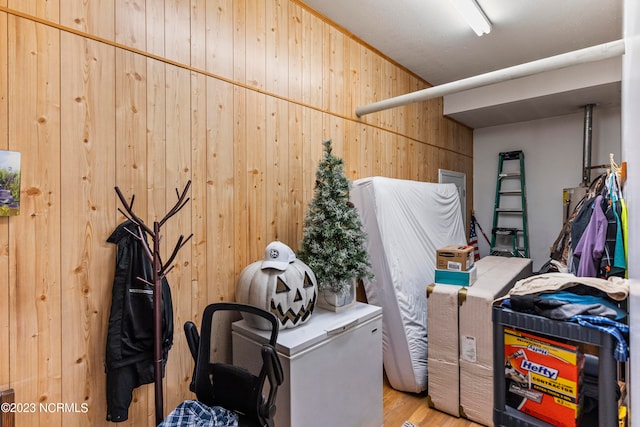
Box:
[490, 150, 530, 258]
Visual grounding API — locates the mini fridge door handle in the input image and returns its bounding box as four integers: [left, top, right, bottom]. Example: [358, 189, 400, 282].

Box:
[326, 319, 359, 336]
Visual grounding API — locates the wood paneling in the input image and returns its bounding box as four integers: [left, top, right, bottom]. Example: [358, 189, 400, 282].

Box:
[0, 1, 473, 425]
[190, 0, 206, 70]
[287, 2, 302, 102]
[8, 0, 58, 22]
[0, 8, 9, 392]
[205, 78, 235, 303]
[164, 63, 193, 416]
[60, 32, 116, 427]
[60, 0, 111, 40]
[245, 0, 266, 90]
[301, 7, 324, 108]
[245, 90, 267, 262]
[288, 103, 304, 245]
[233, 0, 247, 85]
[327, 26, 345, 115]
[146, 0, 165, 57]
[265, 97, 290, 243]
[206, 0, 234, 79]
[115, 49, 148, 201]
[189, 70, 208, 331]
[114, 0, 144, 49]
[165, 0, 191, 66]
[9, 15, 62, 427]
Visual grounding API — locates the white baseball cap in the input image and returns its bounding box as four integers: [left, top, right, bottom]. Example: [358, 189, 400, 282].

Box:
[261, 241, 296, 270]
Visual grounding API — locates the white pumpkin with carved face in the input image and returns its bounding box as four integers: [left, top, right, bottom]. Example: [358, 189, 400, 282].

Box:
[236, 259, 318, 329]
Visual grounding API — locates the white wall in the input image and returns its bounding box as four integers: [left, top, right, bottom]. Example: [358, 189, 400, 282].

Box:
[473, 106, 621, 272]
[622, 0, 640, 423]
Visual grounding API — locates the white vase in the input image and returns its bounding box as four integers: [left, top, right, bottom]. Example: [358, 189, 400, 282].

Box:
[317, 279, 356, 312]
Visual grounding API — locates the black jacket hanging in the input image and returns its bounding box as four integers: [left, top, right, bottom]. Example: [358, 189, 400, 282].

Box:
[105, 220, 174, 422]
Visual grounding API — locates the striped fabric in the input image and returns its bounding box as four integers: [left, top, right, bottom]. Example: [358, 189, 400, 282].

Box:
[569, 314, 629, 362]
[159, 400, 239, 427]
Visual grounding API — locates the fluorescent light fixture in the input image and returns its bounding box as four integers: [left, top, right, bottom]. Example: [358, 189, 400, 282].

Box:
[449, 0, 492, 36]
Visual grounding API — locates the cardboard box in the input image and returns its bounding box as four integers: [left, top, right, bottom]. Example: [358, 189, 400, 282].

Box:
[504, 327, 584, 427]
[434, 265, 477, 286]
[427, 256, 532, 421]
[426, 284, 460, 416]
[436, 245, 475, 271]
[458, 256, 532, 425]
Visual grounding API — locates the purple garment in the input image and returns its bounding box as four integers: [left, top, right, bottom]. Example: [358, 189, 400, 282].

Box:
[574, 195, 607, 277]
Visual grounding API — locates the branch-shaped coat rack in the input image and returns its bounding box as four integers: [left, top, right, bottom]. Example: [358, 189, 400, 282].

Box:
[114, 181, 193, 425]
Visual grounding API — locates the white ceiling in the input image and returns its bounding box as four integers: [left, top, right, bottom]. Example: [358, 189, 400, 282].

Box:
[301, 0, 623, 128]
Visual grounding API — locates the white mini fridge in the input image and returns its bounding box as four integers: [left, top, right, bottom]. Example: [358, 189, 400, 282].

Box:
[232, 302, 383, 427]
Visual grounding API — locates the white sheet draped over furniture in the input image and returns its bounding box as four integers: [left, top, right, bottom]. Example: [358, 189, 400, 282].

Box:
[350, 176, 467, 393]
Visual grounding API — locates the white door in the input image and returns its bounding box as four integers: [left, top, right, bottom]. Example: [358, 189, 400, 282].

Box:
[438, 169, 466, 226]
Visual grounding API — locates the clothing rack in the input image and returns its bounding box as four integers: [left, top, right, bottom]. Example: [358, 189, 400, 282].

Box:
[114, 181, 192, 425]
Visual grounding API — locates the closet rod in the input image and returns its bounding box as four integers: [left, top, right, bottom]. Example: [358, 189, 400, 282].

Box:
[355, 39, 625, 117]
[587, 163, 611, 170]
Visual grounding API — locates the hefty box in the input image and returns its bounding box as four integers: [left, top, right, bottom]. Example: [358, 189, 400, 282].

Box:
[504, 328, 584, 427]
[436, 245, 475, 271]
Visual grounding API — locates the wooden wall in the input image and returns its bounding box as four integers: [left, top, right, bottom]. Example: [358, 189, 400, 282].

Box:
[0, 0, 473, 426]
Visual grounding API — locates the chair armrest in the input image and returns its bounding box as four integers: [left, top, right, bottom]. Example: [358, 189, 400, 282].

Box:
[184, 321, 200, 362]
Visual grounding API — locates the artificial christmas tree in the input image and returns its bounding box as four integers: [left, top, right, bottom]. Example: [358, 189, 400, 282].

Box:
[299, 140, 373, 311]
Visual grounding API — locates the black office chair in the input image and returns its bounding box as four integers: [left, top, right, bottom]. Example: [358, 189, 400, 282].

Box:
[184, 302, 284, 427]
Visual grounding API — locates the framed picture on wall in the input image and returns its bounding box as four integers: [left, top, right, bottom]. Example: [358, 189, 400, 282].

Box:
[0, 150, 21, 216]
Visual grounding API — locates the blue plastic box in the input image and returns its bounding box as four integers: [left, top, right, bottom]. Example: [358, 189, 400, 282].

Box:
[434, 265, 477, 286]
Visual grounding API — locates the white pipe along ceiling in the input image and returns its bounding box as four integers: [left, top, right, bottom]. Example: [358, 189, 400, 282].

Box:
[355, 39, 625, 117]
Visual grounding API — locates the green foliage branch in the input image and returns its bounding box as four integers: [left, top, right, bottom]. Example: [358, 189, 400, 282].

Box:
[299, 140, 373, 295]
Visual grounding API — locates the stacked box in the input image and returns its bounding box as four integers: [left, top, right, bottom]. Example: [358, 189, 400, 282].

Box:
[436, 245, 475, 271]
[504, 327, 585, 427]
[427, 256, 532, 422]
[458, 256, 532, 425]
[426, 284, 460, 416]
[434, 265, 477, 286]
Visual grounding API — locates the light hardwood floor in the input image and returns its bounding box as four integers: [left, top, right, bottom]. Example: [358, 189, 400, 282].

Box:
[383, 375, 484, 427]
